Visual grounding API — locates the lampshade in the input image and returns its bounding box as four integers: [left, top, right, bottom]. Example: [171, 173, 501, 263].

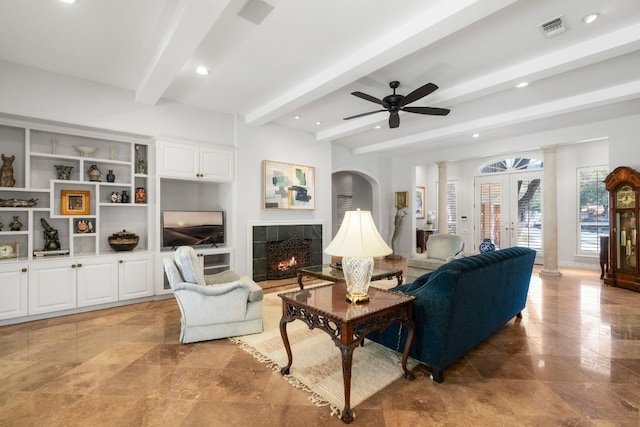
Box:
[325, 210, 392, 303]
[324, 210, 392, 257]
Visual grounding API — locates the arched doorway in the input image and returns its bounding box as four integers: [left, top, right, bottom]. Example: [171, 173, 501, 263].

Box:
[331, 170, 380, 237]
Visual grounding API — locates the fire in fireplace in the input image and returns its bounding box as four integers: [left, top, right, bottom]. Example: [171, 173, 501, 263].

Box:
[267, 238, 312, 280]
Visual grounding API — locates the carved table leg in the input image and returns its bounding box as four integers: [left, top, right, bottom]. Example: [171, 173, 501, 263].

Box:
[401, 320, 416, 380]
[339, 345, 355, 424]
[279, 317, 293, 375]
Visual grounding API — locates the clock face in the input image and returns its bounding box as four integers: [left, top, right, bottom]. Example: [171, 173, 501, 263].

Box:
[0, 243, 15, 258]
[616, 185, 636, 208]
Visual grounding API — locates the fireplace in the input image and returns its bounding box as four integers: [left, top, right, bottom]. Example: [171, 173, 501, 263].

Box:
[252, 223, 323, 282]
[266, 238, 312, 279]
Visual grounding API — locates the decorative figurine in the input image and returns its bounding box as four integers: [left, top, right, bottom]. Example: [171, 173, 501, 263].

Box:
[0, 154, 16, 187]
[135, 187, 146, 203]
[87, 164, 101, 181]
[54, 165, 73, 180]
[110, 191, 119, 203]
[106, 170, 115, 182]
[9, 216, 22, 231]
[41, 218, 61, 251]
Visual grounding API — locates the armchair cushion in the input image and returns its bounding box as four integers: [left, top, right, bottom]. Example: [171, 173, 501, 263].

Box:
[204, 269, 240, 285]
[174, 246, 206, 285]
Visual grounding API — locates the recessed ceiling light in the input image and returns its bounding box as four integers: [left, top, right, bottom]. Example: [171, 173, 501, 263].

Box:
[293, 115, 301, 120]
[374, 125, 382, 130]
[60, 0, 78, 4]
[196, 66, 210, 76]
[315, 121, 322, 125]
[472, 133, 480, 138]
[516, 81, 529, 88]
[583, 13, 599, 24]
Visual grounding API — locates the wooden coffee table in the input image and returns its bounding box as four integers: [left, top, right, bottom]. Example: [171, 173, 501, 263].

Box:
[278, 282, 416, 424]
[296, 264, 403, 289]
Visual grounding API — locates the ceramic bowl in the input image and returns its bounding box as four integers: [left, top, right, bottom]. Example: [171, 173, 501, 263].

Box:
[74, 145, 97, 157]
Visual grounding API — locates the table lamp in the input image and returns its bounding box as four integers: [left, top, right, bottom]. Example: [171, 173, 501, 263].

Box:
[325, 210, 392, 303]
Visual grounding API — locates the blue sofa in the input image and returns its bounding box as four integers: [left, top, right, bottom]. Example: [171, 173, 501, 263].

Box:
[367, 246, 536, 382]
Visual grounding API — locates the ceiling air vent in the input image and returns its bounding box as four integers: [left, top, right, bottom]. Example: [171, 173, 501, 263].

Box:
[538, 15, 568, 38]
[238, 0, 274, 25]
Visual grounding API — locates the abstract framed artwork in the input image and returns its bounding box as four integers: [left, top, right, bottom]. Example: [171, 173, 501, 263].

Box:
[61, 190, 90, 215]
[416, 186, 425, 219]
[263, 160, 315, 210]
[394, 191, 409, 208]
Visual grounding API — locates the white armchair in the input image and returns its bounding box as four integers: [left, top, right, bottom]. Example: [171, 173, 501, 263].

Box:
[406, 234, 465, 279]
[163, 246, 263, 343]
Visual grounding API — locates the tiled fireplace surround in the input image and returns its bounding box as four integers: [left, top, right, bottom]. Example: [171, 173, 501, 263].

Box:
[251, 222, 323, 282]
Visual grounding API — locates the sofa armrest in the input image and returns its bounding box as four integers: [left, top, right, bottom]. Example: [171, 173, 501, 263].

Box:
[173, 280, 250, 297]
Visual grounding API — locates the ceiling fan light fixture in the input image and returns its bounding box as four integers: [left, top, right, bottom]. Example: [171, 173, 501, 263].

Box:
[195, 66, 210, 75]
[583, 13, 599, 24]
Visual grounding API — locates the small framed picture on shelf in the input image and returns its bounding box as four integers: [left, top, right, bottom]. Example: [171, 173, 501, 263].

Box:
[61, 190, 90, 215]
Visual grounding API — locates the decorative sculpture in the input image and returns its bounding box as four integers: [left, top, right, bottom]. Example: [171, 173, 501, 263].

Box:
[0, 154, 16, 187]
[388, 204, 407, 259]
[41, 218, 61, 251]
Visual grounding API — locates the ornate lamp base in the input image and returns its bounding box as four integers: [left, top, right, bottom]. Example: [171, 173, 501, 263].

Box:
[342, 255, 374, 304]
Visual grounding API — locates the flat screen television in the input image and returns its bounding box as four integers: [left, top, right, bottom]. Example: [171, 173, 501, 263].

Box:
[162, 211, 224, 249]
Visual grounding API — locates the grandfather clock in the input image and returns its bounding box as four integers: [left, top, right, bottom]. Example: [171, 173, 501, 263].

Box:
[604, 166, 640, 292]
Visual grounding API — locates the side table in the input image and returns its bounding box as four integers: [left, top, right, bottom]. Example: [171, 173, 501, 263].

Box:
[278, 283, 416, 424]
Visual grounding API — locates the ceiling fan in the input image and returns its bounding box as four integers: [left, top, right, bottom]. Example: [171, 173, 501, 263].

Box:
[343, 80, 450, 128]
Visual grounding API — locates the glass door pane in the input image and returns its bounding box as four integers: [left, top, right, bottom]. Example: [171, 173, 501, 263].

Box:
[479, 181, 503, 248]
[514, 176, 542, 251]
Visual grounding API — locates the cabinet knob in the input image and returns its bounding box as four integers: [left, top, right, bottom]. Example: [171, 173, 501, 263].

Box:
[71, 264, 76, 268]
[119, 260, 124, 263]
[77, 263, 82, 268]
[21, 268, 27, 273]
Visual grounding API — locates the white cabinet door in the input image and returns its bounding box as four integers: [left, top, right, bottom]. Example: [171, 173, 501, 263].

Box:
[77, 257, 118, 307]
[158, 141, 199, 179]
[157, 140, 234, 182]
[118, 253, 153, 300]
[28, 260, 77, 315]
[200, 147, 234, 182]
[0, 263, 29, 320]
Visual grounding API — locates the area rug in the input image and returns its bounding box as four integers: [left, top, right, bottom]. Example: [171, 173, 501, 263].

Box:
[230, 285, 419, 418]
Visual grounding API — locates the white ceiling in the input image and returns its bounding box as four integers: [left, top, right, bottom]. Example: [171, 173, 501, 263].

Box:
[1, 0, 639, 158]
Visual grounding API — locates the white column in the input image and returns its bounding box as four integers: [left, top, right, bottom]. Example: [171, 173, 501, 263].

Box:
[540, 146, 562, 277]
[437, 161, 448, 234]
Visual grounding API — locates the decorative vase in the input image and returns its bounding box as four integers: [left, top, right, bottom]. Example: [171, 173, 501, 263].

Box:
[135, 187, 146, 204]
[87, 164, 101, 181]
[54, 165, 73, 180]
[108, 229, 139, 252]
[106, 170, 115, 182]
[426, 223, 433, 230]
[9, 216, 22, 231]
[479, 238, 495, 253]
[121, 190, 129, 203]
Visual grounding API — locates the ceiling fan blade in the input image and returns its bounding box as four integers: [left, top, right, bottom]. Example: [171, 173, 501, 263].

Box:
[402, 106, 450, 116]
[389, 111, 400, 128]
[398, 83, 438, 107]
[343, 109, 386, 120]
[351, 91, 388, 107]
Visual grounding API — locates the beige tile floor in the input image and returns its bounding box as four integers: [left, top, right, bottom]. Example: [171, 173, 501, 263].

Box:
[0, 264, 639, 426]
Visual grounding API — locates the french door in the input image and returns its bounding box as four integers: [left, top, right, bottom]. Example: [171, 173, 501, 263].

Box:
[475, 171, 543, 255]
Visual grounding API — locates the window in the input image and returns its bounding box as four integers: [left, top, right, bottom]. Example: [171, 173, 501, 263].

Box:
[578, 166, 609, 254]
[447, 181, 457, 233]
